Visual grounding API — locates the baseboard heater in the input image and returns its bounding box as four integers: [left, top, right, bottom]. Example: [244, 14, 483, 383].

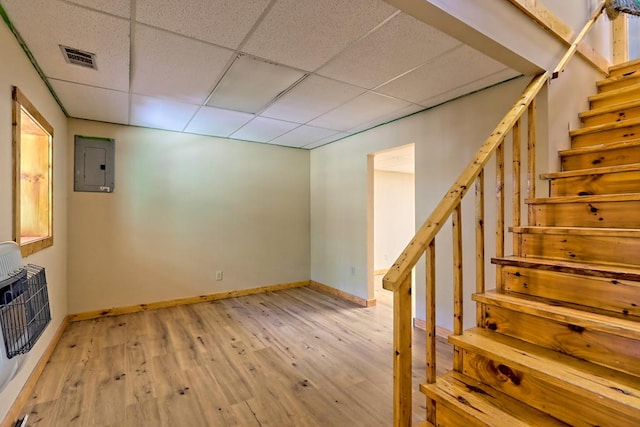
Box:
[0, 241, 51, 393]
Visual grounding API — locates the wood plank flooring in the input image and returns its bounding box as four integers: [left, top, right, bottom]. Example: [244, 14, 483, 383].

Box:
[20, 279, 452, 426]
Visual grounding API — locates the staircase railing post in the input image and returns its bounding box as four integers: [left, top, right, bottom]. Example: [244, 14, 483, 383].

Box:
[452, 203, 463, 372]
[393, 274, 413, 427]
[426, 239, 436, 424]
[475, 171, 485, 326]
[496, 142, 505, 291]
[527, 100, 537, 225]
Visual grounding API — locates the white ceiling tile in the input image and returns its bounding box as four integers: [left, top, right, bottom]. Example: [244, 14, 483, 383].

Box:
[419, 69, 521, 107]
[184, 106, 254, 137]
[1, 0, 130, 91]
[318, 13, 460, 89]
[377, 45, 511, 104]
[64, 0, 130, 18]
[231, 117, 299, 143]
[130, 95, 199, 131]
[132, 25, 234, 104]
[207, 55, 304, 113]
[260, 75, 365, 123]
[308, 92, 410, 131]
[242, 0, 397, 70]
[346, 103, 424, 134]
[269, 125, 338, 148]
[50, 79, 129, 124]
[135, 0, 270, 49]
[303, 132, 350, 149]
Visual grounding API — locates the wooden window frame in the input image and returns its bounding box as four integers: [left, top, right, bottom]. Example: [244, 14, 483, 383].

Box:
[12, 87, 54, 257]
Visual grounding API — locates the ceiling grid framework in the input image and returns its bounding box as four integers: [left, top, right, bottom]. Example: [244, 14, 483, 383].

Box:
[0, 0, 520, 149]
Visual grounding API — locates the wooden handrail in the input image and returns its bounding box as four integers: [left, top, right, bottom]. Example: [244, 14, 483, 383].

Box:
[382, 72, 548, 293]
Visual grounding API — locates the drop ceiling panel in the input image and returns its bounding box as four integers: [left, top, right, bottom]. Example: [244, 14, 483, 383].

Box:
[347, 103, 424, 134]
[135, 0, 271, 50]
[318, 13, 460, 89]
[242, 0, 397, 70]
[303, 132, 350, 149]
[130, 94, 199, 132]
[207, 55, 305, 113]
[65, 0, 130, 18]
[1, 0, 130, 91]
[51, 79, 129, 124]
[309, 92, 410, 131]
[269, 125, 338, 148]
[377, 45, 511, 104]
[131, 25, 234, 104]
[184, 106, 254, 137]
[260, 75, 365, 123]
[231, 117, 299, 143]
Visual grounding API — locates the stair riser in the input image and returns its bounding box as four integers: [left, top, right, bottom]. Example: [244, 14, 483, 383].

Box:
[582, 106, 640, 127]
[516, 232, 640, 266]
[591, 89, 640, 109]
[434, 407, 478, 427]
[530, 199, 640, 228]
[597, 73, 640, 92]
[610, 64, 640, 77]
[561, 145, 640, 170]
[482, 305, 640, 377]
[502, 266, 640, 316]
[547, 170, 640, 196]
[571, 125, 640, 149]
[461, 350, 639, 427]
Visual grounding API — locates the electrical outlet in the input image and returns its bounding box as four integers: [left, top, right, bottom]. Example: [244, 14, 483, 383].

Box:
[216, 270, 223, 281]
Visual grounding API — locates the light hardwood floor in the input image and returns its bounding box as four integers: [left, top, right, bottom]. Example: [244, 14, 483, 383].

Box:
[21, 279, 452, 426]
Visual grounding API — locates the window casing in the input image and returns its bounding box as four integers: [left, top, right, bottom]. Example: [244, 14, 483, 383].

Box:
[12, 87, 54, 257]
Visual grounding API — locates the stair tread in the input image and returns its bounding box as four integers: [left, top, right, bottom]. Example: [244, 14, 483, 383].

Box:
[420, 371, 568, 427]
[540, 162, 640, 179]
[579, 98, 640, 119]
[492, 255, 640, 281]
[570, 116, 640, 137]
[450, 327, 640, 415]
[526, 192, 640, 204]
[589, 82, 640, 102]
[597, 70, 640, 88]
[510, 225, 640, 237]
[560, 138, 640, 156]
[609, 58, 640, 74]
[473, 290, 640, 340]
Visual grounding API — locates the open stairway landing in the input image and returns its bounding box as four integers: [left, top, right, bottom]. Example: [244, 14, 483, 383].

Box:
[423, 58, 640, 426]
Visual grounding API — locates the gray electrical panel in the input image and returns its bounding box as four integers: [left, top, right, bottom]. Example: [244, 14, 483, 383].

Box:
[74, 135, 115, 193]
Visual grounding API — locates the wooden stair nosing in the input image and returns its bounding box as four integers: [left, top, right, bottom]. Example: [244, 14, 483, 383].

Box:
[449, 328, 640, 415]
[420, 371, 569, 427]
[579, 99, 640, 120]
[492, 255, 640, 282]
[597, 70, 640, 88]
[510, 225, 640, 238]
[569, 116, 640, 138]
[609, 58, 640, 76]
[588, 82, 640, 103]
[540, 163, 640, 180]
[559, 139, 640, 157]
[473, 290, 640, 341]
[525, 192, 640, 204]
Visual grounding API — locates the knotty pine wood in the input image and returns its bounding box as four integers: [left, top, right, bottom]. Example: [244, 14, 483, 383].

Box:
[589, 83, 640, 109]
[542, 164, 640, 196]
[597, 71, 640, 93]
[19, 284, 453, 426]
[579, 99, 640, 126]
[609, 57, 640, 77]
[560, 140, 640, 170]
[501, 265, 640, 316]
[570, 118, 640, 148]
[526, 195, 640, 228]
[478, 303, 640, 377]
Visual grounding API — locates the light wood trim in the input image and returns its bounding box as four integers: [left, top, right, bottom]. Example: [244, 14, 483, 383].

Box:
[393, 275, 412, 427]
[552, 1, 607, 79]
[382, 72, 548, 292]
[613, 14, 628, 65]
[0, 316, 69, 427]
[504, 0, 609, 75]
[69, 281, 310, 322]
[309, 281, 376, 307]
[475, 171, 485, 326]
[425, 240, 436, 424]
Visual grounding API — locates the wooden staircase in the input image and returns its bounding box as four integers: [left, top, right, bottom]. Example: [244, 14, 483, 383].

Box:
[421, 58, 640, 426]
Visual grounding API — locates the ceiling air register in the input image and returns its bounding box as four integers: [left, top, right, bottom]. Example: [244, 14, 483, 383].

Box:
[0, 241, 51, 393]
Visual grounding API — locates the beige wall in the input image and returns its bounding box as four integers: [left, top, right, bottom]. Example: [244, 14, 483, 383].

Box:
[0, 22, 68, 422]
[67, 120, 310, 314]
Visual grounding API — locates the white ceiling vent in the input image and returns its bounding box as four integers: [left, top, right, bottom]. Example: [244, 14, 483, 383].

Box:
[60, 45, 97, 70]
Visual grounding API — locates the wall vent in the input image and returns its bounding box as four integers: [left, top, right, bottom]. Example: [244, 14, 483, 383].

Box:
[60, 45, 97, 70]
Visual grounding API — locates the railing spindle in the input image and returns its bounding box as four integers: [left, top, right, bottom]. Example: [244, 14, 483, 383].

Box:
[513, 119, 522, 254]
[475, 170, 485, 326]
[426, 239, 436, 424]
[527, 100, 537, 225]
[496, 142, 505, 291]
[452, 203, 463, 371]
[392, 274, 412, 427]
